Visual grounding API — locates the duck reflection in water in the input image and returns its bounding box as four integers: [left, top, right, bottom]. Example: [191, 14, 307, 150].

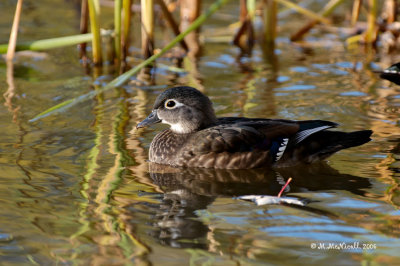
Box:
[130, 163, 371, 249]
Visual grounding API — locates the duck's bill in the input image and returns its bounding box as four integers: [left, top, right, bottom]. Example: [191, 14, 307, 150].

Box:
[136, 110, 161, 129]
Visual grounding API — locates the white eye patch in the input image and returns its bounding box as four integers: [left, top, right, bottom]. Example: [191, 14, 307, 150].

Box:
[164, 99, 185, 109]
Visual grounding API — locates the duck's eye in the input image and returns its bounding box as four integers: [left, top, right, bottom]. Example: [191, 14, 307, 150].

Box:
[165, 100, 176, 109]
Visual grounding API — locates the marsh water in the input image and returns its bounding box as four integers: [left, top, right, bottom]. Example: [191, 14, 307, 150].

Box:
[1, 1, 400, 265]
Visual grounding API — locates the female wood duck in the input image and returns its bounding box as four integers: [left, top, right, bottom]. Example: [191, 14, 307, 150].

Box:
[137, 86, 372, 169]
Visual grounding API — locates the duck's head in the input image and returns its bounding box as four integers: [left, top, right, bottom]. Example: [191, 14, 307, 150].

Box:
[136, 86, 217, 134]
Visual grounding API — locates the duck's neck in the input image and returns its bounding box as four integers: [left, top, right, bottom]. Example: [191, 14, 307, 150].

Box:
[168, 115, 217, 134]
[169, 123, 194, 134]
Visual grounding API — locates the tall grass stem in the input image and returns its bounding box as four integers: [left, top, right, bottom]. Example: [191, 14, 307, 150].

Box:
[122, 0, 132, 63]
[263, 0, 277, 44]
[365, 0, 377, 43]
[0, 32, 112, 54]
[79, 0, 89, 59]
[6, 0, 23, 61]
[88, 0, 103, 64]
[351, 0, 362, 26]
[141, 0, 154, 58]
[114, 0, 122, 65]
[290, 0, 344, 41]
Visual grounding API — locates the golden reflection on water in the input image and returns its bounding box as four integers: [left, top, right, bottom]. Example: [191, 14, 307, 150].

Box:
[1, 3, 400, 265]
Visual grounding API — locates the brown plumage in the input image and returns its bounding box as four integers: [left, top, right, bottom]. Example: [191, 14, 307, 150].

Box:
[137, 86, 372, 169]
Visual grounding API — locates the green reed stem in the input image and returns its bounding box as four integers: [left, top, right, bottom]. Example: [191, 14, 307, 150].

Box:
[247, 0, 256, 19]
[320, 0, 345, 17]
[365, 0, 377, 43]
[263, 0, 277, 44]
[114, 0, 122, 64]
[88, 0, 102, 64]
[0, 32, 112, 54]
[290, 0, 344, 41]
[6, 0, 23, 61]
[274, 0, 330, 24]
[351, 0, 362, 26]
[122, 0, 132, 60]
[29, 0, 231, 122]
[79, 0, 89, 59]
[141, 0, 154, 58]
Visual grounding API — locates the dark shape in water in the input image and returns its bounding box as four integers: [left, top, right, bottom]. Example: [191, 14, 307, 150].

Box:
[138, 163, 371, 249]
[380, 62, 400, 85]
[149, 163, 371, 197]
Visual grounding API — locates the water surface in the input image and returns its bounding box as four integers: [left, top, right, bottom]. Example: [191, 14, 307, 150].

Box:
[0, 1, 400, 265]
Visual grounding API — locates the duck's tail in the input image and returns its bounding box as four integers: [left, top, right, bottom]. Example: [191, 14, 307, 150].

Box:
[334, 130, 373, 148]
[276, 130, 373, 167]
[304, 129, 373, 162]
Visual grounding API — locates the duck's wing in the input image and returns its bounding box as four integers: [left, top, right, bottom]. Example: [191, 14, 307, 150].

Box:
[182, 119, 332, 155]
[228, 118, 338, 142]
[231, 118, 372, 167]
[179, 118, 371, 168]
[188, 123, 268, 154]
[188, 119, 339, 153]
